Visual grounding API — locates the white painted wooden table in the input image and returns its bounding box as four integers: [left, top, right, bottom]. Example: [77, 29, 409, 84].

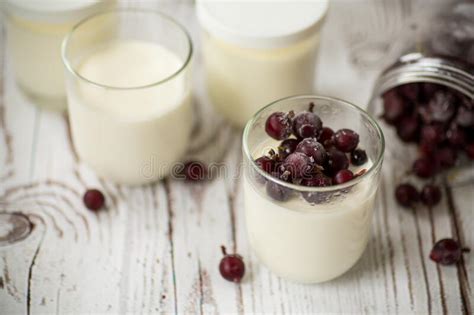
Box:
[0, 1, 472, 314]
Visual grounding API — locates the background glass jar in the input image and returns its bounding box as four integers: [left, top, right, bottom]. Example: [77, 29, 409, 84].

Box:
[367, 1, 474, 185]
[242, 95, 384, 283]
[196, 0, 328, 127]
[4, 0, 114, 111]
[62, 10, 193, 185]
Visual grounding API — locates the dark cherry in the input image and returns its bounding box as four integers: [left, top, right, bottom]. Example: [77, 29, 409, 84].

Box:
[350, 149, 368, 166]
[429, 239, 469, 265]
[301, 173, 332, 204]
[278, 139, 299, 159]
[292, 111, 322, 138]
[324, 148, 349, 176]
[412, 157, 436, 178]
[265, 112, 292, 140]
[421, 83, 441, 101]
[397, 83, 420, 102]
[419, 142, 436, 158]
[282, 152, 312, 179]
[83, 189, 105, 211]
[395, 183, 419, 208]
[318, 127, 335, 147]
[382, 89, 407, 123]
[446, 127, 466, 147]
[333, 129, 359, 152]
[182, 161, 207, 181]
[333, 169, 354, 184]
[428, 91, 456, 123]
[420, 184, 442, 207]
[266, 177, 292, 201]
[466, 143, 474, 159]
[420, 124, 445, 146]
[436, 147, 457, 169]
[219, 246, 245, 282]
[255, 156, 275, 174]
[396, 115, 419, 142]
[455, 106, 474, 127]
[295, 138, 327, 165]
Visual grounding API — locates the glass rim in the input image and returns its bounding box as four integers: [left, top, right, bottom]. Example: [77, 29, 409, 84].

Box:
[61, 9, 193, 90]
[242, 95, 385, 193]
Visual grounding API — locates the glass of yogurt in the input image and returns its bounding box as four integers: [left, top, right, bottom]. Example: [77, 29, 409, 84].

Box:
[196, 0, 329, 127]
[242, 95, 385, 283]
[4, 0, 115, 111]
[62, 10, 193, 185]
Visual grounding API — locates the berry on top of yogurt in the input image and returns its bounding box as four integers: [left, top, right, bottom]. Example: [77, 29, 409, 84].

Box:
[255, 102, 370, 203]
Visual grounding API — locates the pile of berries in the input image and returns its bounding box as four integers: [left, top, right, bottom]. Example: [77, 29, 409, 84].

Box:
[254, 103, 368, 203]
[383, 83, 474, 207]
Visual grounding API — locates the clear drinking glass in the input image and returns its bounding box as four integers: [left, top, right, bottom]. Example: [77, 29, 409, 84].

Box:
[242, 95, 385, 283]
[62, 10, 193, 185]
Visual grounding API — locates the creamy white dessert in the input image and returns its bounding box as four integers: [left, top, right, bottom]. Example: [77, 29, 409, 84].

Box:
[5, 0, 112, 110]
[67, 40, 192, 184]
[244, 141, 376, 283]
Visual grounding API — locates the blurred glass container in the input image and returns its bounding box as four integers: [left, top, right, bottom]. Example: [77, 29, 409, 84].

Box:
[196, 0, 328, 127]
[367, 0, 474, 186]
[4, 0, 114, 111]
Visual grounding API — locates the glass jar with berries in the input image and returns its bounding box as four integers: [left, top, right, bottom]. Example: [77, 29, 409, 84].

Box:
[367, 0, 474, 187]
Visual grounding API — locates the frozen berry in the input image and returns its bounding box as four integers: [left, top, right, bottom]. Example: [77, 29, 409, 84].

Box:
[396, 116, 419, 142]
[350, 149, 368, 166]
[255, 156, 275, 174]
[333, 129, 359, 152]
[292, 111, 322, 138]
[420, 124, 445, 146]
[219, 246, 245, 282]
[324, 148, 349, 176]
[413, 157, 436, 178]
[295, 138, 327, 165]
[182, 161, 207, 181]
[455, 106, 474, 127]
[436, 147, 457, 169]
[397, 83, 420, 102]
[266, 178, 292, 201]
[382, 89, 407, 123]
[333, 169, 354, 184]
[318, 127, 334, 147]
[447, 127, 467, 147]
[301, 173, 332, 204]
[265, 112, 292, 140]
[395, 183, 419, 208]
[282, 152, 312, 179]
[430, 239, 469, 265]
[83, 189, 105, 211]
[420, 184, 442, 207]
[428, 91, 456, 123]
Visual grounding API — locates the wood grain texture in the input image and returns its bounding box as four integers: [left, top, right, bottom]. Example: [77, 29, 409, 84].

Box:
[0, 0, 472, 314]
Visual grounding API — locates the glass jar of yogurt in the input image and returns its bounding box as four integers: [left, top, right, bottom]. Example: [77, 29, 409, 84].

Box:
[62, 10, 193, 185]
[196, 0, 328, 127]
[4, 0, 114, 111]
[242, 95, 385, 283]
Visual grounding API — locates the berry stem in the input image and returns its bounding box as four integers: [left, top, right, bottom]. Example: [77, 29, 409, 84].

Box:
[221, 245, 227, 256]
[462, 247, 471, 253]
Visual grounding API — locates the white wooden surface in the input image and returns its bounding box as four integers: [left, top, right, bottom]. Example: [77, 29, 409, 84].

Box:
[0, 1, 472, 314]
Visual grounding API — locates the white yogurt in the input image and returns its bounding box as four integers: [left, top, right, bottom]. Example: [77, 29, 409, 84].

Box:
[244, 143, 376, 283]
[67, 40, 192, 184]
[5, 0, 113, 110]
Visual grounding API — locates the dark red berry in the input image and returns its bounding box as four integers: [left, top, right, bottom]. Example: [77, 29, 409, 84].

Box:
[455, 106, 474, 127]
[266, 178, 292, 201]
[397, 83, 420, 102]
[83, 189, 105, 211]
[324, 148, 349, 176]
[350, 149, 368, 166]
[282, 152, 312, 179]
[396, 116, 419, 142]
[295, 138, 327, 165]
[278, 139, 299, 159]
[301, 173, 333, 204]
[333, 129, 359, 152]
[413, 157, 436, 178]
[382, 89, 407, 123]
[265, 112, 292, 140]
[466, 143, 474, 159]
[446, 127, 466, 147]
[318, 127, 334, 147]
[420, 124, 445, 146]
[430, 239, 467, 265]
[219, 246, 245, 282]
[255, 156, 275, 174]
[292, 111, 322, 138]
[182, 161, 207, 181]
[333, 169, 354, 184]
[395, 183, 419, 208]
[436, 147, 457, 169]
[420, 184, 442, 207]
